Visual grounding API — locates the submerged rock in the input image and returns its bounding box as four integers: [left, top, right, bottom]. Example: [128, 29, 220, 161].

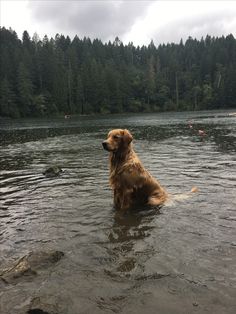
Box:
[0, 250, 64, 284]
[27, 297, 60, 314]
[26, 295, 67, 314]
[43, 166, 62, 177]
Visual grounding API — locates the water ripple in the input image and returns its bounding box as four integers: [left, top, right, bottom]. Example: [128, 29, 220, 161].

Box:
[0, 110, 236, 314]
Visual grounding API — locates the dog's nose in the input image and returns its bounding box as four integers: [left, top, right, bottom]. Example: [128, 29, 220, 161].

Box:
[102, 141, 108, 150]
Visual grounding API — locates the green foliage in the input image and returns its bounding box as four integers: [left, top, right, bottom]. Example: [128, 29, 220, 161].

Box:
[17, 62, 34, 116]
[0, 78, 19, 118]
[0, 27, 236, 118]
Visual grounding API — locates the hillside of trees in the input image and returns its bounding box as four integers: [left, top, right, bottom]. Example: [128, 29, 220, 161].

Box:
[0, 27, 236, 118]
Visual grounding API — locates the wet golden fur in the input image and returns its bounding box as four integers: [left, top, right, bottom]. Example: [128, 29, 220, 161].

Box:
[102, 129, 167, 211]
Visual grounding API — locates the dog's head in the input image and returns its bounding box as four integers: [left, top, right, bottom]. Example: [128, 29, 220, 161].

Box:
[102, 129, 133, 152]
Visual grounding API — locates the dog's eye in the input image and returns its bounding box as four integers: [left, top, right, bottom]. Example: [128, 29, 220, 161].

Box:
[113, 135, 120, 139]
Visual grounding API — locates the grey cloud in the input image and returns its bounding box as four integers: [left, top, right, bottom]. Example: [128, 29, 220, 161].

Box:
[28, 0, 151, 40]
[152, 10, 236, 44]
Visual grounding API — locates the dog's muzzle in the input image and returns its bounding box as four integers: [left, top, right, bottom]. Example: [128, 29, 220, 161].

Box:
[102, 141, 109, 150]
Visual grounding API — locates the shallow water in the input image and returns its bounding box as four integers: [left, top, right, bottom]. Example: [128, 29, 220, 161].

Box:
[0, 110, 236, 314]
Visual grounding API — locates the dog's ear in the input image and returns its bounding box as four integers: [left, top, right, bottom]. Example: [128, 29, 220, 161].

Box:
[122, 129, 133, 146]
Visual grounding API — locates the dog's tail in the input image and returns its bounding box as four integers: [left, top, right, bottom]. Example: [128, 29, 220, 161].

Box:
[168, 186, 198, 204]
[190, 186, 198, 193]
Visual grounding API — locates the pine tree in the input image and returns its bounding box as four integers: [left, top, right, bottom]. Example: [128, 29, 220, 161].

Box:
[0, 78, 19, 117]
[17, 62, 34, 116]
[75, 73, 85, 114]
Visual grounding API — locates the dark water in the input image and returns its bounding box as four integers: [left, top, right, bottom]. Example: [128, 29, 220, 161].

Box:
[0, 111, 236, 314]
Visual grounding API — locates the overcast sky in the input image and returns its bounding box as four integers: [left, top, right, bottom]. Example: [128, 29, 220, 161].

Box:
[1, 0, 236, 45]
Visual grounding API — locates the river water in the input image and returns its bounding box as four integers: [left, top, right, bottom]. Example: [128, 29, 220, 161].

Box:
[0, 111, 236, 314]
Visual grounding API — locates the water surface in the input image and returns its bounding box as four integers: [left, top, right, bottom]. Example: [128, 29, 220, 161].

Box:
[0, 111, 236, 313]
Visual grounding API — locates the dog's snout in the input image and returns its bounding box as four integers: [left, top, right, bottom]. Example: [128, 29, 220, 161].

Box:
[102, 141, 108, 150]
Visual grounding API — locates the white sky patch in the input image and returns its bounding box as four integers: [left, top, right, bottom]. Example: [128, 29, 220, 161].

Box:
[1, 1, 30, 37]
[1, 0, 236, 44]
[124, 1, 236, 45]
[0, 0, 57, 39]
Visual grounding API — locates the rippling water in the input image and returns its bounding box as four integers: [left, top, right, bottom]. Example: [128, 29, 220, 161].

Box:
[0, 111, 236, 314]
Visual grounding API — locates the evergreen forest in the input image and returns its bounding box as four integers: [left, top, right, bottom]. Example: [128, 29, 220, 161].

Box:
[1, 27, 236, 118]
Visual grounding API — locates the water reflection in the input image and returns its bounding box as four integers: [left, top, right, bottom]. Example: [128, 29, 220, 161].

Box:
[106, 208, 160, 275]
[109, 209, 160, 244]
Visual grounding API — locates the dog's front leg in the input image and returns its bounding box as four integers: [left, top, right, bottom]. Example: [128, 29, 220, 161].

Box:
[114, 189, 129, 210]
[120, 189, 133, 211]
[114, 189, 122, 209]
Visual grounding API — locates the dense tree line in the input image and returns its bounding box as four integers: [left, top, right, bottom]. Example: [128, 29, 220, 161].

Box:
[0, 27, 236, 118]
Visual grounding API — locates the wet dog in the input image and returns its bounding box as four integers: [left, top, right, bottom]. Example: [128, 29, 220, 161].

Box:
[102, 129, 168, 211]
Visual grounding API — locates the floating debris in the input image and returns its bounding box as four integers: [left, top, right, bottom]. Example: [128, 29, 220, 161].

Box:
[198, 129, 207, 136]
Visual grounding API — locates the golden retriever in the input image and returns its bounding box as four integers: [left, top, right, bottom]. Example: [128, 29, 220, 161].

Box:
[102, 129, 168, 211]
